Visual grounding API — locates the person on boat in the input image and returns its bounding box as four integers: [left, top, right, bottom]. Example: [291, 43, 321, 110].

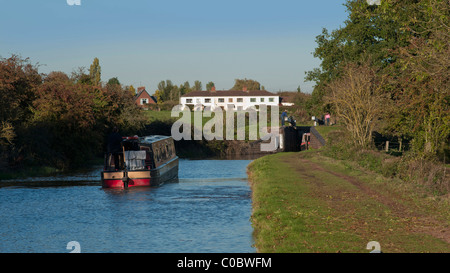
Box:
[107, 126, 123, 170]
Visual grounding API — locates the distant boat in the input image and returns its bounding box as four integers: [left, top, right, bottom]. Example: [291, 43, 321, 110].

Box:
[101, 135, 179, 188]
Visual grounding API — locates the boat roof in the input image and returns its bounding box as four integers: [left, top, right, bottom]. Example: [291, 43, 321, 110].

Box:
[139, 135, 172, 144]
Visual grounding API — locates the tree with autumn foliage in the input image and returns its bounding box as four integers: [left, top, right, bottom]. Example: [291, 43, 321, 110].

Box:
[89, 57, 101, 86]
[307, 0, 449, 160]
[0, 56, 146, 170]
[231, 78, 261, 91]
[387, 0, 450, 159]
[326, 61, 389, 147]
[0, 55, 41, 168]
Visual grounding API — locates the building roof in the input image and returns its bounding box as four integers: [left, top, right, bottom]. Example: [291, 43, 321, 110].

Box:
[181, 90, 278, 97]
[134, 87, 157, 103]
[134, 88, 149, 99]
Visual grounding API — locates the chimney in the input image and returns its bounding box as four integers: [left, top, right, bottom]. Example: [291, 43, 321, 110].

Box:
[211, 86, 216, 92]
[243, 86, 248, 92]
[138, 86, 146, 92]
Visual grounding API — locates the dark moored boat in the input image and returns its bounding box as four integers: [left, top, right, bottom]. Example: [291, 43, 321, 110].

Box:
[101, 135, 179, 188]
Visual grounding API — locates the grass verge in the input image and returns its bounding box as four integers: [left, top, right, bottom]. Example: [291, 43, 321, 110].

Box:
[248, 151, 450, 253]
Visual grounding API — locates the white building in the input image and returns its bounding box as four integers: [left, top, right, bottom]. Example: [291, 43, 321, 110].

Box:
[180, 87, 279, 111]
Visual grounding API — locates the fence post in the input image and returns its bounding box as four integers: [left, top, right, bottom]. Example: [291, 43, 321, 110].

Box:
[385, 141, 389, 152]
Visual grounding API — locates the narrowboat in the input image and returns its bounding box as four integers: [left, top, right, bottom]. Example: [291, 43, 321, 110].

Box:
[101, 135, 179, 188]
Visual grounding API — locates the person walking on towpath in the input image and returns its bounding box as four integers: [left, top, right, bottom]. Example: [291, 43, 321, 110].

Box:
[281, 110, 288, 126]
[325, 113, 331, 126]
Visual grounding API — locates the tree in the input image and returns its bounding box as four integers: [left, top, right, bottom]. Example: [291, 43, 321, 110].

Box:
[34, 71, 96, 130]
[103, 81, 146, 132]
[326, 62, 388, 148]
[179, 81, 191, 96]
[231, 78, 261, 90]
[386, 0, 450, 159]
[157, 80, 170, 102]
[0, 121, 15, 147]
[89, 57, 101, 86]
[32, 70, 146, 168]
[306, 0, 449, 160]
[206, 81, 215, 91]
[107, 77, 120, 86]
[0, 55, 41, 124]
[154, 90, 162, 104]
[31, 71, 99, 167]
[169, 85, 180, 101]
[305, 0, 419, 115]
[193, 80, 202, 91]
[0, 54, 147, 170]
[0, 55, 41, 154]
[157, 80, 180, 102]
[71, 67, 91, 85]
[128, 85, 136, 95]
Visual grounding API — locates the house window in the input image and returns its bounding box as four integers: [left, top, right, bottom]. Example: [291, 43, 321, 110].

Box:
[186, 99, 193, 104]
[260, 98, 265, 102]
[205, 98, 211, 103]
[269, 98, 274, 102]
[141, 98, 148, 105]
[228, 98, 233, 103]
[250, 98, 256, 103]
[218, 98, 225, 103]
[237, 98, 243, 103]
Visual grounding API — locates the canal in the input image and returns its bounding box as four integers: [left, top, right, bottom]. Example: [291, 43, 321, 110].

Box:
[0, 159, 255, 253]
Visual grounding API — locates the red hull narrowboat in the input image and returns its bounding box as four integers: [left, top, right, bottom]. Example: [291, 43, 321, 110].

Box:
[101, 135, 179, 189]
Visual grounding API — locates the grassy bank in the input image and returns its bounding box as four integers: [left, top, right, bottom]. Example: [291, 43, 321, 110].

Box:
[248, 151, 450, 253]
[0, 165, 61, 180]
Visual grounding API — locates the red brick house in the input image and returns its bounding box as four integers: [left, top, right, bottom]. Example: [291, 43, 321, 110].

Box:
[134, 87, 157, 109]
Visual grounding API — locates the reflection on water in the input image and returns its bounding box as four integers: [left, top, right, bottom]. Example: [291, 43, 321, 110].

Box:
[0, 159, 254, 253]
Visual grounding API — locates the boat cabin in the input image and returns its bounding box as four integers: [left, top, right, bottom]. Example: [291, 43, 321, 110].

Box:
[104, 135, 176, 171]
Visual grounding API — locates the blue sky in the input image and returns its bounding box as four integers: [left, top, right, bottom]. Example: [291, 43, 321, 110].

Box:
[0, 0, 348, 93]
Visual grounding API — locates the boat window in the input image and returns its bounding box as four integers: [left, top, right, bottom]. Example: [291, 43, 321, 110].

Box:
[155, 148, 160, 162]
[166, 143, 171, 156]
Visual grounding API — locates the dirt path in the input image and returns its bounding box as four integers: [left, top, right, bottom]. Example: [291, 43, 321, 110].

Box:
[281, 154, 450, 248]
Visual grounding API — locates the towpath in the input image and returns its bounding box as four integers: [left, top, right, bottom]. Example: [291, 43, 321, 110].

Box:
[249, 152, 450, 252]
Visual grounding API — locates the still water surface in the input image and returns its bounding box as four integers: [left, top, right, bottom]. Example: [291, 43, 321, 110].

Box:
[0, 159, 254, 253]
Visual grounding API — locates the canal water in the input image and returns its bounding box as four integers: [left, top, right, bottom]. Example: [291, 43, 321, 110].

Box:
[0, 159, 255, 253]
